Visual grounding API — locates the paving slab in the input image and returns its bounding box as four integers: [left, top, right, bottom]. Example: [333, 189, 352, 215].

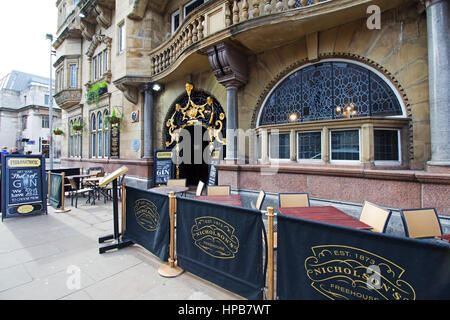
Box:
[0, 197, 243, 300]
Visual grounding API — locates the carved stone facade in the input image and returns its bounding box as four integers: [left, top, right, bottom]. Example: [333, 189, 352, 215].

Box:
[54, 0, 450, 213]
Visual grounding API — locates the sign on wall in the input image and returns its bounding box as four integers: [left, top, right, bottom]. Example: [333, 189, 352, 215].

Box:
[110, 125, 120, 158]
[1, 154, 47, 220]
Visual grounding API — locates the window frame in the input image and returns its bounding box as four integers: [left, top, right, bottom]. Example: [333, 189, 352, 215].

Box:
[118, 22, 125, 54]
[329, 129, 361, 164]
[268, 132, 291, 161]
[296, 130, 322, 163]
[171, 10, 180, 34]
[374, 128, 401, 166]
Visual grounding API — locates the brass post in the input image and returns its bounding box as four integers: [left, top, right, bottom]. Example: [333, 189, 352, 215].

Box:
[120, 177, 126, 240]
[158, 191, 184, 277]
[267, 206, 275, 300]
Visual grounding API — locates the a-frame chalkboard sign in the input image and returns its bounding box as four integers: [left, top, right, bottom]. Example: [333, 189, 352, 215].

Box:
[1, 154, 47, 221]
[152, 149, 174, 187]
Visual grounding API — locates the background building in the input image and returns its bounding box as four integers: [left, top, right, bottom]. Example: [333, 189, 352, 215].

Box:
[54, 0, 449, 214]
[0, 70, 61, 156]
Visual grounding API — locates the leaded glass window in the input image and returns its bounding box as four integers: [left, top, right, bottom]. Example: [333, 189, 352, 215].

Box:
[259, 61, 402, 126]
[374, 130, 399, 161]
[331, 130, 360, 161]
[298, 132, 321, 160]
[269, 133, 290, 159]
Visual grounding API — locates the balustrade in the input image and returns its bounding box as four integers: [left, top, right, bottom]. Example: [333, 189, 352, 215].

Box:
[149, 0, 328, 76]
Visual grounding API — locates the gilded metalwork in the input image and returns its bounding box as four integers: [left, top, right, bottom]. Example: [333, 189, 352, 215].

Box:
[165, 83, 226, 147]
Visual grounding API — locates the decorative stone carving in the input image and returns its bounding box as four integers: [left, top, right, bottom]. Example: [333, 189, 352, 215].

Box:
[207, 42, 248, 89]
[128, 0, 149, 20]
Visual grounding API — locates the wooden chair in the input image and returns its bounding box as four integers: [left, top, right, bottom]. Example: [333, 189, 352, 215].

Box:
[167, 179, 187, 187]
[400, 208, 447, 239]
[196, 180, 205, 196]
[359, 201, 392, 233]
[255, 190, 266, 210]
[279, 192, 310, 208]
[207, 185, 231, 196]
[67, 177, 94, 208]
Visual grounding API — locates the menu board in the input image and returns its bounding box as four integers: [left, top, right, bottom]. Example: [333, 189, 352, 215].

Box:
[207, 150, 221, 186]
[1, 154, 47, 220]
[152, 150, 174, 187]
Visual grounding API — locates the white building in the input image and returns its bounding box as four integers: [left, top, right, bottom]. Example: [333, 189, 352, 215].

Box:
[0, 70, 62, 156]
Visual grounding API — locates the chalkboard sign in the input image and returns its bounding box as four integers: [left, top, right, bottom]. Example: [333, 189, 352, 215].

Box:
[152, 150, 174, 187]
[207, 150, 221, 186]
[1, 154, 47, 220]
[48, 173, 63, 209]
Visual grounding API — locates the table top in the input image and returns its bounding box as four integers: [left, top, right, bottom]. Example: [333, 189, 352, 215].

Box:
[66, 174, 96, 179]
[278, 206, 373, 230]
[195, 195, 243, 207]
[149, 186, 189, 194]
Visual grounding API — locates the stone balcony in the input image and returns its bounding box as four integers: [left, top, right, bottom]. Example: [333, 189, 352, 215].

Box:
[148, 0, 409, 81]
[54, 88, 82, 110]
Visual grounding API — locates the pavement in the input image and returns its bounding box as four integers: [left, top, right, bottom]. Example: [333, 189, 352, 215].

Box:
[0, 196, 243, 300]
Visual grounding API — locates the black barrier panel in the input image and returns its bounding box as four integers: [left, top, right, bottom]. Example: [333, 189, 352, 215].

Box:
[48, 173, 62, 209]
[277, 214, 450, 300]
[176, 197, 265, 300]
[123, 186, 170, 261]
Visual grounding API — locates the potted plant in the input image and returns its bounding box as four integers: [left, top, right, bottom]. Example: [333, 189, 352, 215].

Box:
[86, 81, 108, 106]
[104, 108, 122, 129]
[53, 127, 64, 136]
[72, 120, 84, 133]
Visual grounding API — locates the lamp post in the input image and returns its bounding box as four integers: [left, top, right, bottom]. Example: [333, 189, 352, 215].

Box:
[46, 33, 54, 170]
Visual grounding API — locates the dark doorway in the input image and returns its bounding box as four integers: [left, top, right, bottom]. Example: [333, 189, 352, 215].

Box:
[178, 124, 210, 186]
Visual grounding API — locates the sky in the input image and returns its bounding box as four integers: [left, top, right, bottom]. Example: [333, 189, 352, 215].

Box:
[0, 0, 57, 79]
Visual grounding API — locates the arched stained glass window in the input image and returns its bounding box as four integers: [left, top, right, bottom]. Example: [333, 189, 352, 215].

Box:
[258, 61, 403, 126]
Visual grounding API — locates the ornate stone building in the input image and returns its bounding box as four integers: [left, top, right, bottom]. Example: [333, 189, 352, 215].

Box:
[54, 0, 449, 214]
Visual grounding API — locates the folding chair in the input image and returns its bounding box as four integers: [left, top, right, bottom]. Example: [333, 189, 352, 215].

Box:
[400, 208, 448, 239]
[207, 185, 231, 196]
[167, 179, 187, 187]
[359, 201, 392, 233]
[68, 177, 94, 208]
[279, 192, 310, 208]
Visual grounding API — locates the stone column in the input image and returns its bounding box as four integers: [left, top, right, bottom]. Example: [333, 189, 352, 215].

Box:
[225, 85, 239, 161]
[426, 0, 450, 167]
[207, 42, 248, 163]
[142, 83, 154, 159]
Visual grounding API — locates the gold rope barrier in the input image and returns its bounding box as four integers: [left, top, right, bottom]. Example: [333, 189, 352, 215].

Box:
[158, 191, 184, 277]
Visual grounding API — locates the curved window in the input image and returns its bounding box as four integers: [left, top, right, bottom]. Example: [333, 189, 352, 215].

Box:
[258, 61, 403, 126]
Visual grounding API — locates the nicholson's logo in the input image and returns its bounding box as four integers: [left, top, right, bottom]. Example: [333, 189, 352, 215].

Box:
[191, 216, 239, 259]
[134, 199, 159, 231]
[305, 245, 416, 300]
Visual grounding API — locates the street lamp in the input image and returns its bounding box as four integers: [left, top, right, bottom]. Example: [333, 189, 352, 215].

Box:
[46, 33, 55, 170]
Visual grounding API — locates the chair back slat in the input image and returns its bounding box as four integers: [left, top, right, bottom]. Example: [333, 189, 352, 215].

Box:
[207, 185, 231, 196]
[256, 190, 266, 210]
[279, 193, 310, 208]
[167, 179, 187, 187]
[359, 201, 391, 233]
[400, 208, 443, 239]
[196, 180, 205, 196]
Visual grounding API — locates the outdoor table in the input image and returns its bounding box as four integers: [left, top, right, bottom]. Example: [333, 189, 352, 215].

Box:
[83, 177, 109, 205]
[149, 186, 189, 195]
[278, 206, 373, 230]
[195, 195, 243, 207]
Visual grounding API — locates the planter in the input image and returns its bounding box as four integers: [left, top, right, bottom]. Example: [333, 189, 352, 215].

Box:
[108, 116, 121, 125]
[53, 129, 64, 136]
